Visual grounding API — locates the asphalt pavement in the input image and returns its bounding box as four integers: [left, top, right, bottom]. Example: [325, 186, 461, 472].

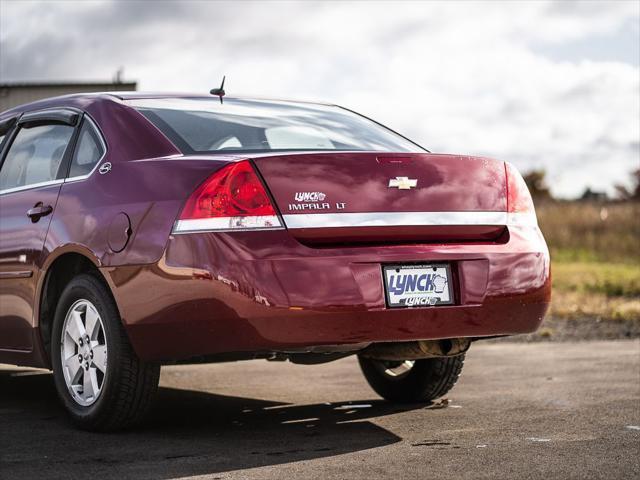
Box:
[1, 340, 639, 479]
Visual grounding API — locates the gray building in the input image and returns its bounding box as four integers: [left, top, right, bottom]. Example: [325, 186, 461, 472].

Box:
[0, 81, 137, 112]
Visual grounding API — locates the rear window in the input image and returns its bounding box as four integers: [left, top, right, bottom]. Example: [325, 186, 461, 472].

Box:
[127, 98, 425, 154]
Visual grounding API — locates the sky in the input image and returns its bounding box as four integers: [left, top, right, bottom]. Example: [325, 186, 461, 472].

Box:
[1, 0, 638, 198]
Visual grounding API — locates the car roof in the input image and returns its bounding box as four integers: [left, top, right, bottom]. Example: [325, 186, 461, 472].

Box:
[0, 91, 336, 120]
[110, 91, 331, 103]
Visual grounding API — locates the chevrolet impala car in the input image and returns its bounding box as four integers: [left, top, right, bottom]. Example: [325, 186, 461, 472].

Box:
[0, 92, 550, 431]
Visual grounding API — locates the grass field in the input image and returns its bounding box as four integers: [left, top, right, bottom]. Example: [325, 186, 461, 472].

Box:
[536, 201, 640, 322]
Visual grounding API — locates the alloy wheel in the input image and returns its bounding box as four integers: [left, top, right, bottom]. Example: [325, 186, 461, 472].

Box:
[60, 299, 108, 406]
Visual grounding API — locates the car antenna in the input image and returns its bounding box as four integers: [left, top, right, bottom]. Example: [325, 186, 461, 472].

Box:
[210, 76, 226, 104]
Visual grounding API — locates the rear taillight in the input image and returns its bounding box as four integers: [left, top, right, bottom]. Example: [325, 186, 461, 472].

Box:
[173, 160, 282, 233]
[505, 162, 537, 226]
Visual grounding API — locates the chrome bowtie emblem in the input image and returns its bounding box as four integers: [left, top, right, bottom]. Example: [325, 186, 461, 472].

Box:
[98, 162, 112, 175]
[388, 176, 417, 190]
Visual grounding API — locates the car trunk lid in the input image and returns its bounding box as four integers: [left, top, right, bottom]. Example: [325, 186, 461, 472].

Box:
[253, 152, 508, 244]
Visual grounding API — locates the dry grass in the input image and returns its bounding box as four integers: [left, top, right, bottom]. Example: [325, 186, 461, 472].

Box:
[550, 262, 640, 322]
[537, 201, 640, 264]
[536, 201, 640, 322]
[552, 262, 640, 298]
[550, 290, 640, 321]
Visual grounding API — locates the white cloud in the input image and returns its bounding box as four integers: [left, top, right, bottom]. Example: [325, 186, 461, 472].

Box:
[1, 0, 638, 197]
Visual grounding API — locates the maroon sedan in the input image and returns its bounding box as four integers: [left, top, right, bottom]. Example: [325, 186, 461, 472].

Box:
[0, 93, 550, 430]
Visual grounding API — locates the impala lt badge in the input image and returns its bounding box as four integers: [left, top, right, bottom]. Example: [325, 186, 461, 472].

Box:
[388, 176, 417, 189]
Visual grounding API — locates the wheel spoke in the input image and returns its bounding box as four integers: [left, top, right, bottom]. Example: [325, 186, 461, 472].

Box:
[83, 367, 99, 400]
[93, 345, 107, 373]
[64, 354, 83, 383]
[382, 359, 415, 378]
[402, 360, 415, 370]
[85, 306, 100, 340]
[63, 330, 78, 357]
[66, 310, 86, 345]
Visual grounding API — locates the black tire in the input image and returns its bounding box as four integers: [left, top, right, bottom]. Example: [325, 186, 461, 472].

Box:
[51, 273, 160, 431]
[358, 354, 465, 403]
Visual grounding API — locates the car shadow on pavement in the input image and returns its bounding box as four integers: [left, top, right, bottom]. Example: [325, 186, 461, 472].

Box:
[0, 369, 422, 479]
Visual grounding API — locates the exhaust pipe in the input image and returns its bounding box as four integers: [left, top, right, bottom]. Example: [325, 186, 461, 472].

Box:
[360, 338, 470, 361]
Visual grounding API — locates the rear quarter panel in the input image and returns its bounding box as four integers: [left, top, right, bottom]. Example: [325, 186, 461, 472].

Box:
[46, 157, 231, 267]
[44, 99, 241, 268]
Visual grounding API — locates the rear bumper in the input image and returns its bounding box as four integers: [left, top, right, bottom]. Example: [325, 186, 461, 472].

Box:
[102, 225, 550, 362]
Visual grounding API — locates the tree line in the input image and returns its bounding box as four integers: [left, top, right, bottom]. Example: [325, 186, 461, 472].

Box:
[523, 168, 640, 202]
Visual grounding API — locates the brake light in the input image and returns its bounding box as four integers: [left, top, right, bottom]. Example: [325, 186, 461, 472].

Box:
[505, 162, 537, 226]
[173, 160, 282, 233]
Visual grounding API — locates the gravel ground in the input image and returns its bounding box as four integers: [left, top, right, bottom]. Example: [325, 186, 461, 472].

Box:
[1, 340, 639, 480]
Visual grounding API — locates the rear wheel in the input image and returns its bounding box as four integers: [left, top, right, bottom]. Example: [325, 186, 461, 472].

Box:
[358, 354, 465, 403]
[51, 274, 160, 431]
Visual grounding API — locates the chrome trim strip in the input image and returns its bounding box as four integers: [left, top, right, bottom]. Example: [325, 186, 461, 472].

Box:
[507, 212, 538, 227]
[0, 347, 33, 354]
[0, 179, 64, 195]
[173, 215, 284, 234]
[282, 211, 537, 228]
[0, 271, 33, 279]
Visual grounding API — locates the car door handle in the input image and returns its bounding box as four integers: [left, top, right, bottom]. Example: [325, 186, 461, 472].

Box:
[27, 203, 53, 222]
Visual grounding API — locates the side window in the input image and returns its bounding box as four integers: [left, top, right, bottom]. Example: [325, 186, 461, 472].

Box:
[0, 124, 74, 191]
[69, 120, 105, 178]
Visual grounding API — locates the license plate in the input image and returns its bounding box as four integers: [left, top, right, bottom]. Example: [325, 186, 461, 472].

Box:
[383, 264, 453, 308]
